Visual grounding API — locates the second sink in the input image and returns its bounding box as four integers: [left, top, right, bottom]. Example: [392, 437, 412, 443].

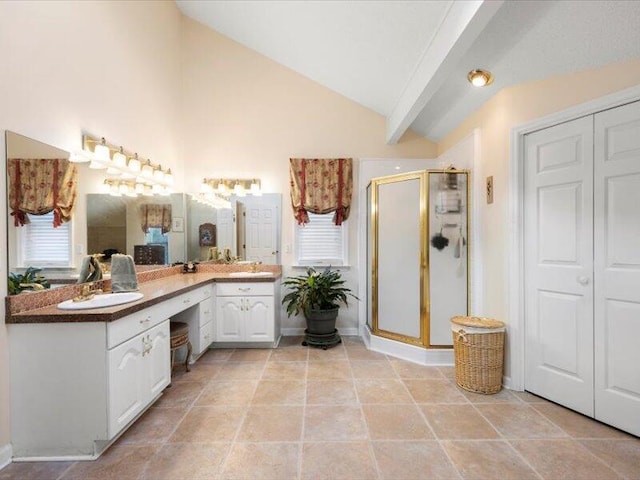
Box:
[228, 271, 273, 277]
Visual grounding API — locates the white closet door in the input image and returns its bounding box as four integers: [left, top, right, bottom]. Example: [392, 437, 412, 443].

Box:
[594, 101, 640, 436]
[524, 116, 595, 416]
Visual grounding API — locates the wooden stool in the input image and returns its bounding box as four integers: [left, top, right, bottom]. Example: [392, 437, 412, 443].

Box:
[170, 321, 192, 373]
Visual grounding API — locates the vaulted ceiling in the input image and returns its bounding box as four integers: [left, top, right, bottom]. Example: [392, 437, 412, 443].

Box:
[176, 0, 640, 143]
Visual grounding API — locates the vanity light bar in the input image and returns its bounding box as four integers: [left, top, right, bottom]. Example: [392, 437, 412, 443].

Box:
[194, 192, 232, 210]
[82, 134, 173, 187]
[103, 179, 172, 198]
[201, 178, 262, 197]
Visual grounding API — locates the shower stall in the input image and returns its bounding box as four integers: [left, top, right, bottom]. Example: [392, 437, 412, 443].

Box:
[367, 169, 470, 349]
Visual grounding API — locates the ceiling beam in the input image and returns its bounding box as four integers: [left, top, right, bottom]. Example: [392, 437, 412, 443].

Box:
[385, 0, 504, 144]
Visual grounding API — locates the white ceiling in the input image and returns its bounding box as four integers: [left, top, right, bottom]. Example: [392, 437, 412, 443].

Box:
[177, 0, 640, 143]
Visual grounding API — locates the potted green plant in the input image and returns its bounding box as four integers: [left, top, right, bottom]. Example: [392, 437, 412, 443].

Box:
[282, 267, 358, 343]
[8, 266, 50, 295]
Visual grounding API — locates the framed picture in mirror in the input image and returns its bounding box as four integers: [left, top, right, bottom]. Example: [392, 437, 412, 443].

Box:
[199, 223, 216, 246]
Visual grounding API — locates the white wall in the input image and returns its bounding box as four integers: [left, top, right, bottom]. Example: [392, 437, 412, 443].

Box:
[0, 0, 183, 456]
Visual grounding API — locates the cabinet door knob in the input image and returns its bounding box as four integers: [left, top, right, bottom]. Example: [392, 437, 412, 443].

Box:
[139, 316, 151, 325]
[239, 287, 251, 292]
[183, 299, 191, 304]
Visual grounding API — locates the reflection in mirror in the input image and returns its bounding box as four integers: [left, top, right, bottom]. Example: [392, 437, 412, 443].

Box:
[86, 193, 186, 266]
[186, 193, 281, 264]
[5, 131, 74, 285]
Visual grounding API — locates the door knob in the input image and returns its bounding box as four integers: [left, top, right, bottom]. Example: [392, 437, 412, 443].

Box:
[577, 276, 590, 286]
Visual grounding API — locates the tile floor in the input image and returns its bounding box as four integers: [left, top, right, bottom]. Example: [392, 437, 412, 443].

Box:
[1, 336, 639, 480]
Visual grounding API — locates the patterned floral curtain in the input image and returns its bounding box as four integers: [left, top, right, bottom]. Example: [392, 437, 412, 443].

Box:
[289, 158, 353, 225]
[140, 204, 172, 234]
[8, 158, 78, 227]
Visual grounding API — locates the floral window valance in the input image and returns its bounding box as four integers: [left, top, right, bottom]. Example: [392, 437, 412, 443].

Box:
[140, 204, 172, 234]
[8, 158, 78, 227]
[289, 158, 353, 225]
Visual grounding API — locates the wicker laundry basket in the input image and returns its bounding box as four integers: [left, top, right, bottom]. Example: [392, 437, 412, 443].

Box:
[451, 316, 505, 394]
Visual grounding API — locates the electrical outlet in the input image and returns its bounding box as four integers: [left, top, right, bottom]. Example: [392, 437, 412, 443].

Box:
[75, 244, 84, 255]
[285, 244, 292, 254]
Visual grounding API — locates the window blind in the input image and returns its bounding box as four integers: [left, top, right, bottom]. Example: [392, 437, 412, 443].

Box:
[20, 212, 71, 267]
[296, 212, 347, 265]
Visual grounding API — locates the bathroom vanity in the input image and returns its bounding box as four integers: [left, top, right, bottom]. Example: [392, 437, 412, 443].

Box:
[6, 270, 281, 460]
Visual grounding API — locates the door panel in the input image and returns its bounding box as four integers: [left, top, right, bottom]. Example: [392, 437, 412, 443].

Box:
[216, 298, 243, 341]
[524, 116, 594, 416]
[243, 197, 279, 264]
[245, 296, 274, 341]
[594, 101, 640, 436]
[371, 172, 425, 345]
[147, 321, 170, 400]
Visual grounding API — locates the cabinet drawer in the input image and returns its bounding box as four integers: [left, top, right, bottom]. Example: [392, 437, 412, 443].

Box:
[199, 298, 214, 326]
[198, 320, 214, 354]
[107, 303, 167, 349]
[216, 282, 274, 297]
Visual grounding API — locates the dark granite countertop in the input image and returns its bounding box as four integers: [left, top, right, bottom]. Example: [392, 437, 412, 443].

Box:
[7, 271, 281, 324]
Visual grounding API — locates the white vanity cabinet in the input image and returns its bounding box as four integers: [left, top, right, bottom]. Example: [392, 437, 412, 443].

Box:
[215, 282, 280, 346]
[171, 284, 215, 360]
[8, 288, 203, 460]
[107, 320, 170, 438]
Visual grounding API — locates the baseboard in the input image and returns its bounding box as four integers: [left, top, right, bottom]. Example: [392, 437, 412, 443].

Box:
[281, 328, 359, 337]
[0, 444, 12, 470]
[367, 329, 454, 366]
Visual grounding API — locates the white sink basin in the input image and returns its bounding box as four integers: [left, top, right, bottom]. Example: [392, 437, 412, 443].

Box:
[228, 271, 273, 277]
[57, 292, 144, 310]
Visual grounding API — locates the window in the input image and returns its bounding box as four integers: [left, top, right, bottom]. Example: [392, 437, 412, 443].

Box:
[295, 212, 348, 266]
[18, 212, 72, 267]
[145, 227, 169, 264]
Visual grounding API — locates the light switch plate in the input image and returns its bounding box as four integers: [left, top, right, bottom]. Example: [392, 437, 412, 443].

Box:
[486, 176, 494, 204]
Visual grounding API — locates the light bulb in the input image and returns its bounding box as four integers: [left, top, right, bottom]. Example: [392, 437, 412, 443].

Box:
[151, 184, 162, 195]
[217, 180, 228, 195]
[201, 180, 213, 193]
[106, 166, 121, 175]
[135, 183, 145, 194]
[250, 179, 261, 196]
[94, 139, 111, 162]
[164, 169, 174, 185]
[153, 167, 164, 182]
[128, 154, 141, 172]
[234, 182, 246, 196]
[467, 69, 493, 87]
[141, 161, 154, 178]
[113, 148, 127, 168]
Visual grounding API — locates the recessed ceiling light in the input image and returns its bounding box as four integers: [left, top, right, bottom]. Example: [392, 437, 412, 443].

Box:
[467, 69, 493, 87]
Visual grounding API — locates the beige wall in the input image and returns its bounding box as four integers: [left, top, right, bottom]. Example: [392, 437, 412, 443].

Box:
[0, 3, 435, 453]
[437, 59, 640, 378]
[0, 0, 183, 451]
[180, 16, 437, 332]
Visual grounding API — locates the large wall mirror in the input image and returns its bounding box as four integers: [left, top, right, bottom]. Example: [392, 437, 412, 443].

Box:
[5, 131, 282, 287]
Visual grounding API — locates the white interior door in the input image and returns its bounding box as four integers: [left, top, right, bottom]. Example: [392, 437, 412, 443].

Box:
[216, 207, 236, 256]
[244, 198, 278, 264]
[524, 116, 595, 416]
[594, 101, 640, 436]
